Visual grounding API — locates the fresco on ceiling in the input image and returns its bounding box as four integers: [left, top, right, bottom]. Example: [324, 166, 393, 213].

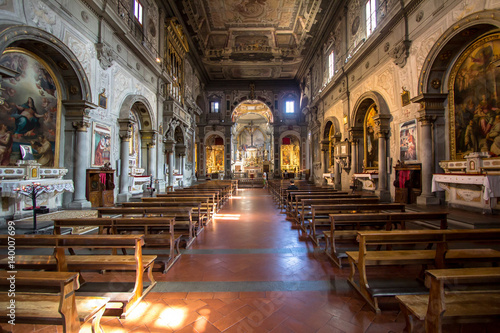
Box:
[204, 0, 297, 28]
[450, 34, 500, 158]
[235, 35, 269, 50]
[0, 49, 59, 167]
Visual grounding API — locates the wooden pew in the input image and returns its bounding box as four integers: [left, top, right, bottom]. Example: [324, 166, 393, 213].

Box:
[397, 267, 500, 333]
[302, 203, 404, 254]
[143, 196, 217, 219]
[322, 209, 445, 266]
[122, 200, 211, 225]
[298, 197, 379, 230]
[53, 217, 180, 273]
[156, 192, 219, 212]
[346, 229, 500, 313]
[0, 234, 156, 318]
[0, 271, 109, 333]
[96, 206, 195, 245]
[290, 192, 358, 221]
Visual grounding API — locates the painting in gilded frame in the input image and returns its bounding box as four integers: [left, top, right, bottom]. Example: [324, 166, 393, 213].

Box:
[449, 33, 500, 159]
[400, 119, 417, 162]
[91, 122, 112, 167]
[0, 48, 60, 167]
[363, 104, 379, 170]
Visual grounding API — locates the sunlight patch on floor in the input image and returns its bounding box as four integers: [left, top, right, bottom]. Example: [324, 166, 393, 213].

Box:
[213, 213, 241, 220]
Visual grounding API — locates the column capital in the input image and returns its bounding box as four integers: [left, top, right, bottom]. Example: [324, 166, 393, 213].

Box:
[418, 115, 437, 126]
[118, 119, 133, 141]
[72, 120, 90, 132]
[141, 130, 157, 147]
[320, 139, 330, 152]
[164, 139, 175, 153]
[373, 114, 391, 139]
[412, 93, 447, 118]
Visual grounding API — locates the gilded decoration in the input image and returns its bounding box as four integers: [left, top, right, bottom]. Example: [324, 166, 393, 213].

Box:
[364, 104, 379, 170]
[0, 48, 61, 167]
[449, 33, 500, 159]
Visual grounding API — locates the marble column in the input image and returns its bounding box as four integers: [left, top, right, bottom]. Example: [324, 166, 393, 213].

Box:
[164, 140, 175, 187]
[417, 115, 440, 205]
[334, 159, 341, 190]
[350, 138, 359, 174]
[376, 130, 391, 202]
[117, 120, 132, 203]
[68, 120, 92, 209]
[147, 142, 156, 176]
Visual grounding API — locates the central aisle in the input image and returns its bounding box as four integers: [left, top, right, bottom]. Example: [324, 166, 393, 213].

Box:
[101, 188, 405, 333]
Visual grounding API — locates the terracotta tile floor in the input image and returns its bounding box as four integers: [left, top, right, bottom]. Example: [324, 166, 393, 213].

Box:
[7, 188, 494, 333]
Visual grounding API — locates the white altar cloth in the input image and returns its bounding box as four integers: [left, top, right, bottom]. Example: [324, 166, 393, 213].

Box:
[432, 174, 500, 200]
[0, 179, 74, 197]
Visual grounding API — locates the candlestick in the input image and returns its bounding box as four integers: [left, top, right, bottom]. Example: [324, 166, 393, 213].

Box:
[14, 182, 50, 232]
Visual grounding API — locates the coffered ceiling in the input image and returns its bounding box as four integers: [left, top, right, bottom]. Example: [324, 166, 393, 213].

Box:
[171, 0, 332, 81]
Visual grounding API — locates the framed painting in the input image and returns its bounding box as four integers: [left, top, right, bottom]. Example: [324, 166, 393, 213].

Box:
[400, 119, 418, 161]
[401, 87, 410, 106]
[449, 33, 500, 159]
[0, 48, 61, 167]
[98, 90, 107, 109]
[91, 122, 112, 167]
[363, 104, 379, 170]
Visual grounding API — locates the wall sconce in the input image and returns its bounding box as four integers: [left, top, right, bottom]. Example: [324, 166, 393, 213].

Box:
[343, 115, 348, 125]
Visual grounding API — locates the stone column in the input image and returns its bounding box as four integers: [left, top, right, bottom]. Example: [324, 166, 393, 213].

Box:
[412, 93, 446, 205]
[320, 140, 330, 174]
[417, 115, 440, 204]
[164, 140, 175, 187]
[68, 120, 92, 209]
[334, 158, 341, 190]
[117, 120, 132, 203]
[374, 114, 391, 202]
[140, 130, 157, 176]
[350, 138, 358, 174]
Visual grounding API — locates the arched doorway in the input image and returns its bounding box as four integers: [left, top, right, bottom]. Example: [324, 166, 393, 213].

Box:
[351, 92, 391, 201]
[205, 134, 224, 177]
[231, 101, 273, 179]
[280, 134, 300, 177]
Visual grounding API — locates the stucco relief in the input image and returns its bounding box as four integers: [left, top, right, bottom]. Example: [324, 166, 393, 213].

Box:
[112, 68, 131, 109]
[146, 2, 159, 51]
[451, 0, 482, 22]
[377, 67, 395, 101]
[412, 29, 442, 78]
[28, 0, 59, 35]
[64, 33, 92, 80]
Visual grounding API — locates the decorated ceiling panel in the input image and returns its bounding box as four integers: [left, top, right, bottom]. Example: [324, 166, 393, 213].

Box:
[176, 0, 327, 80]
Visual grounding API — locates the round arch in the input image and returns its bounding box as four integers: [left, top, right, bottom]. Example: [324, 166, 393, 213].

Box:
[351, 91, 390, 132]
[232, 99, 274, 123]
[418, 10, 500, 95]
[118, 94, 155, 131]
[0, 25, 92, 102]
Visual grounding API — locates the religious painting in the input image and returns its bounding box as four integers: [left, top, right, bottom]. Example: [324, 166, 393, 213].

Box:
[0, 48, 60, 167]
[450, 33, 500, 159]
[205, 134, 224, 173]
[91, 122, 112, 167]
[129, 113, 140, 168]
[98, 90, 107, 109]
[281, 135, 300, 172]
[401, 87, 410, 106]
[400, 119, 418, 161]
[363, 104, 379, 170]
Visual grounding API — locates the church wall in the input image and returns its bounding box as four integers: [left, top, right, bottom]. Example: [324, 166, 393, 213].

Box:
[0, 0, 204, 216]
[302, 0, 500, 201]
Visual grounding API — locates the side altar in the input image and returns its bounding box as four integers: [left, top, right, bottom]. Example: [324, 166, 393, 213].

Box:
[0, 161, 73, 222]
[432, 153, 500, 213]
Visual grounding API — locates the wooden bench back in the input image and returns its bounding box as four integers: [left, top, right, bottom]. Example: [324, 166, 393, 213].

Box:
[0, 234, 145, 248]
[333, 212, 448, 229]
[97, 206, 192, 217]
[312, 203, 405, 213]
